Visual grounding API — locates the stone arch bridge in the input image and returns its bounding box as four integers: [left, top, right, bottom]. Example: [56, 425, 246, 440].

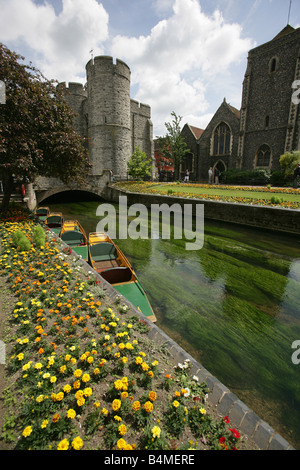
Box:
[26, 171, 111, 210]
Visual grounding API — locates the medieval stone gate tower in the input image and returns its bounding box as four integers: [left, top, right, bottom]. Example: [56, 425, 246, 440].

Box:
[86, 56, 131, 178]
[58, 56, 153, 182]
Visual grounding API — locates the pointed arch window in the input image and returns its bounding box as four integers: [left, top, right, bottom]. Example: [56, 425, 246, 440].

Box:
[256, 144, 271, 167]
[213, 122, 231, 156]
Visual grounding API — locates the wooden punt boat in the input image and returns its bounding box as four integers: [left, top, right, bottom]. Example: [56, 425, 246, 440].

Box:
[59, 220, 88, 261]
[45, 212, 64, 235]
[88, 232, 156, 322]
[35, 206, 50, 221]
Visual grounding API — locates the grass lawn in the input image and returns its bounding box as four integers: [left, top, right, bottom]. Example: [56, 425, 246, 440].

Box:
[114, 182, 300, 209]
[155, 184, 300, 203]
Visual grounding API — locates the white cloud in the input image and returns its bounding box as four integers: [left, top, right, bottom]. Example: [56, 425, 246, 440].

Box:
[111, 0, 254, 135]
[0, 0, 109, 82]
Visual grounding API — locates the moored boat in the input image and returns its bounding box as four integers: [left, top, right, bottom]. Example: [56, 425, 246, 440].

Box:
[59, 220, 88, 261]
[88, 232, 156, 322]
[35, 206, 50, 222]
[45, 212, 64, 235]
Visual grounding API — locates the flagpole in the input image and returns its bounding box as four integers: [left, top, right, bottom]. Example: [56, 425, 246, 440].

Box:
[287, 0, 292, 24]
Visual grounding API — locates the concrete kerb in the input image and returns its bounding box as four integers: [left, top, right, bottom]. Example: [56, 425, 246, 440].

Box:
[51, 231, 295, 450]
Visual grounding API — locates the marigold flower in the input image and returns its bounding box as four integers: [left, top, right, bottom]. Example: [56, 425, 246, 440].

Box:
[72, 436, 83, 450]
[132, 401, 140, 411]
[144, 401, 153, 413]
[57, 439, 69, 450]
[112, 399, 121, 411]
[52, 413, 60, 423]
[77, 396, 85, 407]
[148, 391, 157, 402]
[22, 426, 33, 438]
[172, 400, 180, 408]
[82, 373, 90, 383]
[83, 387, 92, 397]
[117, 438, 127, 450]
[118, 424, 127, 436]
[63, 384, 72, 394]
[67, 409, 76, 419]
[74, 369, 82, 378]
[151, 426, 161, 439]
[41, 420, 48, 429]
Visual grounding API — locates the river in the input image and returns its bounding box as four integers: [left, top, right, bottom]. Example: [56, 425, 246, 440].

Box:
[45, 193, 300, 448]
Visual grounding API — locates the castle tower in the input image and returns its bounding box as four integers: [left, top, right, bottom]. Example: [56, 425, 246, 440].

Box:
[85, 56, 131, 178]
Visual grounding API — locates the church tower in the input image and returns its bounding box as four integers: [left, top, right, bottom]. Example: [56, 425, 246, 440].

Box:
[240, 25, 300, 171]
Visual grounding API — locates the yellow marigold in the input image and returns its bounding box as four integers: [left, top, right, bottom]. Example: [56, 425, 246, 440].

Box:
[72, 436, 83, 450]
[112, 399, 121, 411]
[75, 390, 84, 399]
[200, 407, 207, 415]
[135, 356, 143, 365]
[36, 394, 44, 403]
[83, 387, 92, 397]
[144, 401, 153, 413]
[172, 400, 180, 408]
[132, 401, 140, 411]
[94, 401, 101, 408]
[148, 391, 157, 402]
[22, 426, 32, 438]
[74, 369, 82, 378]
[57, 439, 69, 450]
[151, 426, 161, 439]
[73, 380, 81, 389]
[118, 424, 127, 436]
[56, 392, 64, 401]
[41, 420, 48, 429]
[121, 391, 128, 399]
[93, 367, 100, 375]
[117, 438, 127, 450]
[142, 362, 149, 371]
[63, 384, 72, 394]
[82, 373, 90, 383]
[67, 409, 76, 419]
[77, 396, 85, 407]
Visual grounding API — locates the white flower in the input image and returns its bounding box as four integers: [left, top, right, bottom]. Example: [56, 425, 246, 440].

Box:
[192, 375, 199, 382]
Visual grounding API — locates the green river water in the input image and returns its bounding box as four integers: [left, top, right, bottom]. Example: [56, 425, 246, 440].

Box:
[46, 194, 300, 448]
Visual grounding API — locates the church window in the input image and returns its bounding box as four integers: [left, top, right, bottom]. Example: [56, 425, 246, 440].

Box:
[256, 144, 271, 167]
[213, 122, 231, 156]
[265, 115, 270, 128]
[181, 152, 194, 173]
[269, 57, 278, 73]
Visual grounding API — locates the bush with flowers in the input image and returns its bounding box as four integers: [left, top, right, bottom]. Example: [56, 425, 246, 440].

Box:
[0, 205, 257, 450]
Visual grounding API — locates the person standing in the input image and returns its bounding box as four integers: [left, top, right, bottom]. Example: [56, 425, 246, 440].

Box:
[214, 168, 220, 185]
[184, 169, 190, 182]
[208, 167, 213, 184]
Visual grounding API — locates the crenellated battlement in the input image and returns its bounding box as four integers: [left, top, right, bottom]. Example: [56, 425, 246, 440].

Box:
[86, 55, 131, 81]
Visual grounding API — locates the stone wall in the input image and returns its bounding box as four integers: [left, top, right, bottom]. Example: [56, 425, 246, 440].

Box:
[105, 185, 300, 236]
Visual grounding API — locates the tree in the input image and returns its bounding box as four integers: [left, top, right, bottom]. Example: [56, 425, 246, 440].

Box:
[156, 111, 190, 180]
[127, 146, 153, 180]
[279, 151, 300, 177]
[0, 43, 91, 211]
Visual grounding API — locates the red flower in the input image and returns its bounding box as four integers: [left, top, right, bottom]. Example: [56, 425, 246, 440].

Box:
[229, 428, 240, 439]
[224, 416, 230, 423]
[219, 437, 226, 444]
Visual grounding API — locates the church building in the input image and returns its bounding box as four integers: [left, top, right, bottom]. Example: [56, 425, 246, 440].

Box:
[181, 25, 300, 182]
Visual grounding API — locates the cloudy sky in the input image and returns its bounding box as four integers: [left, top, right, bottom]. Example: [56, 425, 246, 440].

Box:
[0, 0, 299, 136]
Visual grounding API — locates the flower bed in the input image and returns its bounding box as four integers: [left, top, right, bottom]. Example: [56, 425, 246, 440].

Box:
[114, 181, 300, 209]
[0, 206, 255, 450]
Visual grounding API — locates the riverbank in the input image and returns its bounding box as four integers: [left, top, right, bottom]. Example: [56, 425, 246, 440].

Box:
[107, 182, 300, 235]
[0, 205, 265, 451]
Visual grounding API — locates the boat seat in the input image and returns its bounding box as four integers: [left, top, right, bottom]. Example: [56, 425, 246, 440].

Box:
[61, 231, 85, 246]
[46, 216, 62, 227]
[90, 242, 117, 262]
[101, 267, 132, 284]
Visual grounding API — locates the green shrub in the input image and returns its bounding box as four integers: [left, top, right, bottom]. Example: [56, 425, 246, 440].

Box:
[222, 169, 270, 185]
[33, 225, 45, 248]
[12, 230, 31, 251]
